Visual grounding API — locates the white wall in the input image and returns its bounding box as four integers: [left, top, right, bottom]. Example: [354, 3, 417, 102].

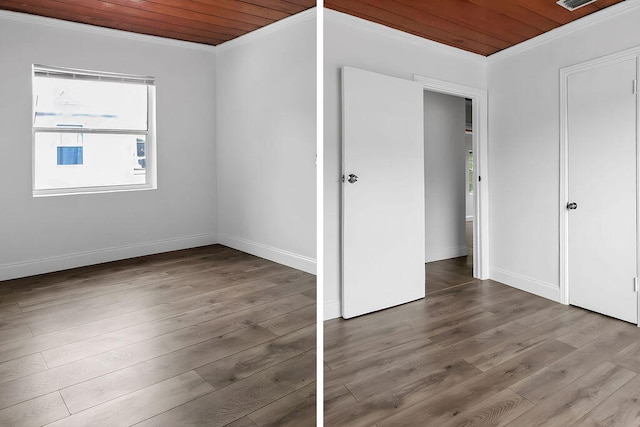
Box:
[216, 12, 317, 274]
[0, 12, 217, 280]
[487, 2, 640, 301]
[324, 10, 487, 319]
[424, 92, 467, 262]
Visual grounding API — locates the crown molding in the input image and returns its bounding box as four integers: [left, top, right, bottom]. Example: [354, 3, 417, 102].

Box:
[0, 9, 216, 53]
[216, 7, 316, 53]
[488, 0, 640, 63]
[324, 8, 487, 65]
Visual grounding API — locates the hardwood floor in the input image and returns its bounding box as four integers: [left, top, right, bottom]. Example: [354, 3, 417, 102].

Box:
[0, 245, 316, 426]
[324, 254, 640, 426]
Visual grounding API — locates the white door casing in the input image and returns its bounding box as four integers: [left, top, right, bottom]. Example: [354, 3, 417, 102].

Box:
[341, 66, 425, 319]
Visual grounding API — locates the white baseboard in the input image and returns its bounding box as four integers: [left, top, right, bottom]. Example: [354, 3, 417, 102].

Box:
[490, 267, 561, 302]
[217, 233, 316, 275]
[0, 233, 218, 281]
[324, 298, 341, 320]
[426, 245, 469, 263]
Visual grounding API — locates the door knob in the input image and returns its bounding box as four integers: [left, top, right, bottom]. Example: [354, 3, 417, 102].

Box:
[567, 202, 578, 210]
[348, 174, 358, 184]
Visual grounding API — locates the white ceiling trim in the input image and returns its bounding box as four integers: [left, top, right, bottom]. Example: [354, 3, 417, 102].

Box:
[488, 0, 640, 63]
[216, 7, 316, 53]
[325, 8, 487, 65]
[0, 9, 217, 53]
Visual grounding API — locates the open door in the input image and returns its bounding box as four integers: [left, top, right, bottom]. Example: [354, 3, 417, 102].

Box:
[342, 66, 425, 319]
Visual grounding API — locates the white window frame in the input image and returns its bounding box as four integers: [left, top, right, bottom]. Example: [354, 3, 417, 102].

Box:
[32, 65, 157, 197]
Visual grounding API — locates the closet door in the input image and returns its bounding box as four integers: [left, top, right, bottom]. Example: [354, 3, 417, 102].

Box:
[567, 57, 638, 323]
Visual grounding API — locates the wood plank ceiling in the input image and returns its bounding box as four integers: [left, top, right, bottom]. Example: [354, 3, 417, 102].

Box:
[0, 0, 316, 46]
[325, 0, 625, 56]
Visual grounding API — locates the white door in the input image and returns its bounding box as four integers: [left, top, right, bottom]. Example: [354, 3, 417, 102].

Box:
[342, 66, 425, 319]
[567, 58, 638, 324]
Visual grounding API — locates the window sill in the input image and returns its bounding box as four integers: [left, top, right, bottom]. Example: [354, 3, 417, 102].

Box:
[33, 183, 156, 198]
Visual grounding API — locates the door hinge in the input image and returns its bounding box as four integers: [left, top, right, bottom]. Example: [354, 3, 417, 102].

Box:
[634, 79, 637, 95]
[635, 277, 638, 292]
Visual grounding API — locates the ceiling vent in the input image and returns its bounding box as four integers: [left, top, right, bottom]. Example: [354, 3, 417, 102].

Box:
[557, 0, 598, 11]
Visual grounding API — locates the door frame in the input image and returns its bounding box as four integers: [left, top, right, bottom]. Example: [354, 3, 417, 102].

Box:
[413, 74, 489, 280]
[559, 47, 640, 323]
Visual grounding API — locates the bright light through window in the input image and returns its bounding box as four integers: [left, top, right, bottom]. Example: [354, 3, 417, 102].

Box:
[32, 65, 155, 196]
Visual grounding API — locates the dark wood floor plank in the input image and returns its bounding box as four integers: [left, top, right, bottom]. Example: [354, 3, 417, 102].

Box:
[513, 301, 581, 329]
[42, 292, 312, 368]
[439, 388, 534, 427]
[465, 308, 589, 372]
[325, 359, 481, 427]
[506, 362, 636, 427]
[224, 416, 259, 427]
[325, 253, 640, 426]
[0, 303, 22, 319]
[610, 340, 640, 373]
[345, 351, 479, 403]
[1, 259, 298, 336]
[510, 324, 640, 403]
[0, 286, 200, 365]
[1, 270, 168, 308]
[0, 324, 32, 346]
[0, 245, 315, 425]
[0, 353, 49, 384]
[301, 288, 316, 300]
[402, 306, 495, 334]
[425, 309, 532, 347]
[427, 319, 532, 364]
[247, 381, 316, 426]
[324, 336, 439, 392]
[325, 320, 412, 361]
[136, 350, 315, 427]
[50, 370, 213, 426]
[377, 340, 576, 426]
[59, 326, 279, 413]
[0, 391, 69, 427]
[577, 373, 640, 426]
[196, 324, 315, 389]
[554, 311, 621, 348]
[27, 285, 207, 336]
[324, 385, 358, 416]
[258, 304, 316, 336]
[27, 265, 310, 338]
[16, 271, 173, 312]
[325, 322, 420, 370]
[0, 332, 174, 411]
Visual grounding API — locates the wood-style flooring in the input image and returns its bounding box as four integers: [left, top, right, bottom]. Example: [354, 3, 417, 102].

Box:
[325, 254, 640, 426]
[0, 245, 316, 426]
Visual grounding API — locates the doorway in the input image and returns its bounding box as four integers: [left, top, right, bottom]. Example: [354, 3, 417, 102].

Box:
[423, 92, 475, 293]
[414, 74, 489, 282]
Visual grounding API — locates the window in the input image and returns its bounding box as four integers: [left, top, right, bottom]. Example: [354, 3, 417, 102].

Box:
[32, 65, 156, 196]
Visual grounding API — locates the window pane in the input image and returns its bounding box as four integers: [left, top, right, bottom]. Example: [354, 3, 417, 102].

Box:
[34, 133, 146, 190]
[33, 77, 147, 130]
[57, 146, 83, 165]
